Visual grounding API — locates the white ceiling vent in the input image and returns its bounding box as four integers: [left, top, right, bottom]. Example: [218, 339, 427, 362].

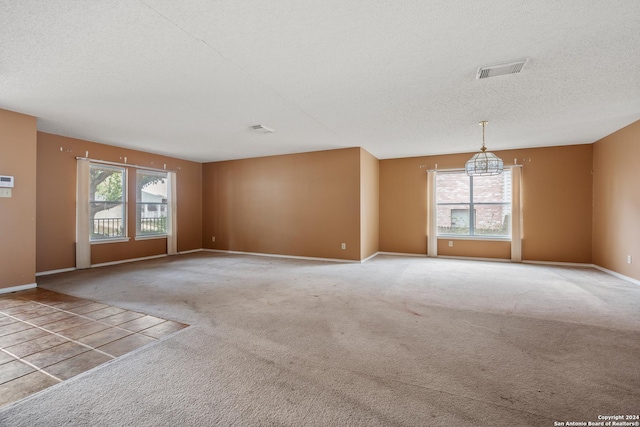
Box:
[476, 59, 528, 79]
[251, 124, 275, 133]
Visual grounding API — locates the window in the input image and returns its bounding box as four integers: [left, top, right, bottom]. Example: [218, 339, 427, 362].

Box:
[90, 164, 126, 240]
[136, 170, 168, 237]
[436, 170, 511, 237]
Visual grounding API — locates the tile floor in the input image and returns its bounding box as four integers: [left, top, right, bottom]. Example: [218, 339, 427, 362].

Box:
[0, 288, 188, 407]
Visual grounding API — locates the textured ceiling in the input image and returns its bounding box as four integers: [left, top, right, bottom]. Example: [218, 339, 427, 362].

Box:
[1, 1, 639, 162]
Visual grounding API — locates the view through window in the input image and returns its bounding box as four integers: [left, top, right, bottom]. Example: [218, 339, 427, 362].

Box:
[436, 170, 512, 237]
[90, 164, 126, 240]
[136, 170, 168, 236]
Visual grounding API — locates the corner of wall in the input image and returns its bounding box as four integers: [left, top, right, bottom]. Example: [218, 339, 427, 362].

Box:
[0, 109, 37, 289]
[360, 148, 380, 260]
[592, 119, 640, 281]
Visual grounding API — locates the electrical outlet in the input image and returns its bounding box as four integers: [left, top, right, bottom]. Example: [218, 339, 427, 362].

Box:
[628, 255, 632, 264]
[212, 236, 216, 242]
[341, 243, 346, 250]
[448, 241, 453, 247]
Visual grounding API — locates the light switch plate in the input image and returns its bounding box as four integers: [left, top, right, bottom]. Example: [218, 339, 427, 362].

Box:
[0, 188, 12, 198]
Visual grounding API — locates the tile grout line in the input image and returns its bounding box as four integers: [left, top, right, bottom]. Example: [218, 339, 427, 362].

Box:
[12, 296, 167, 337]
[0, 311, 117, 361]
[1, 293, 184, 372]
[0, 291, 187, 409]
[0, 347, 63, 383]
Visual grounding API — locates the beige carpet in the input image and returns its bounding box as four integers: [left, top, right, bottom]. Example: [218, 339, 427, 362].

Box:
[1, 253, 638, 426]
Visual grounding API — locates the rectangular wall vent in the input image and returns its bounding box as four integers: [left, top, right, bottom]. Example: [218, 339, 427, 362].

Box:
[476, 59, 528, 79]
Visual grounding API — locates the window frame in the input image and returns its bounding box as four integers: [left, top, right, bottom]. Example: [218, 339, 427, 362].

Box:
[436, 170, 512, 240]
[89, 163, 128, 243]
[135, 169, 169, 239]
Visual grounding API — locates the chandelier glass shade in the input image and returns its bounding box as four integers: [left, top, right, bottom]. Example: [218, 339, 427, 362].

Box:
[465, 121, 504, 176]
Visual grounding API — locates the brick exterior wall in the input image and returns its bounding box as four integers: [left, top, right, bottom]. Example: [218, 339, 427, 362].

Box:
[436, 171, 511, 235]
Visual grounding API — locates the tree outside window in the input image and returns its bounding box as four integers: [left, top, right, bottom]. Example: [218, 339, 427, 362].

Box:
[89, 164, 126, 240]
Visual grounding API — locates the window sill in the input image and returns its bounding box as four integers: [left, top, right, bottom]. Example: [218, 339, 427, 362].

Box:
[135, 234, 168, 241]
[437, 236, 511, 242]
[91, 237, 131, 245]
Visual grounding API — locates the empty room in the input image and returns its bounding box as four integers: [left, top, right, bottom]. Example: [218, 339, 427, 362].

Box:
[1, 1, 639, 426]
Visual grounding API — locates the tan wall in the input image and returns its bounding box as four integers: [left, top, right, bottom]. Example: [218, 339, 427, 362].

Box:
[0, 109, 37, 289]
[380, 145, 593, 263]
[593, 120, 640, 281]
[379, 156, 430, 254]
[437, 239, 511, 259]
[202, 148, 362, 260]
[36, 133, 202, 272]
[360, 148, 379, 260]
[519, 145, 593, 263]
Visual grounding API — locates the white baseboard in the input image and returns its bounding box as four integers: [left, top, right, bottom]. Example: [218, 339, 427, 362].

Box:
[377, 251, 427, 257]
[361, 252, 379, 263]
[0, 283, 37, 295]
[592, 265, 640, 286]
[25, 248, 640, 288]
[438, 255, 511, 263]
[377, 252, 509, 263]
[91, 254, 168, 268]
[203, 249, 359, 263]
[178, 248, 203, 255]
[522, 260, 594, 268]
[36, 267, 77, 277]
[37, 250, 204, 276]
[521, 260, 639, 287]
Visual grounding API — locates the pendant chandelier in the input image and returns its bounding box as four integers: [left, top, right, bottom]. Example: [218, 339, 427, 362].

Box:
[465, 121, 504, 176]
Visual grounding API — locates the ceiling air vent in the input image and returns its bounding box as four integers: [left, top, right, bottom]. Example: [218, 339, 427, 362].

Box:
[476, 59, 528, 79]
[251, 124, 275, 133]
